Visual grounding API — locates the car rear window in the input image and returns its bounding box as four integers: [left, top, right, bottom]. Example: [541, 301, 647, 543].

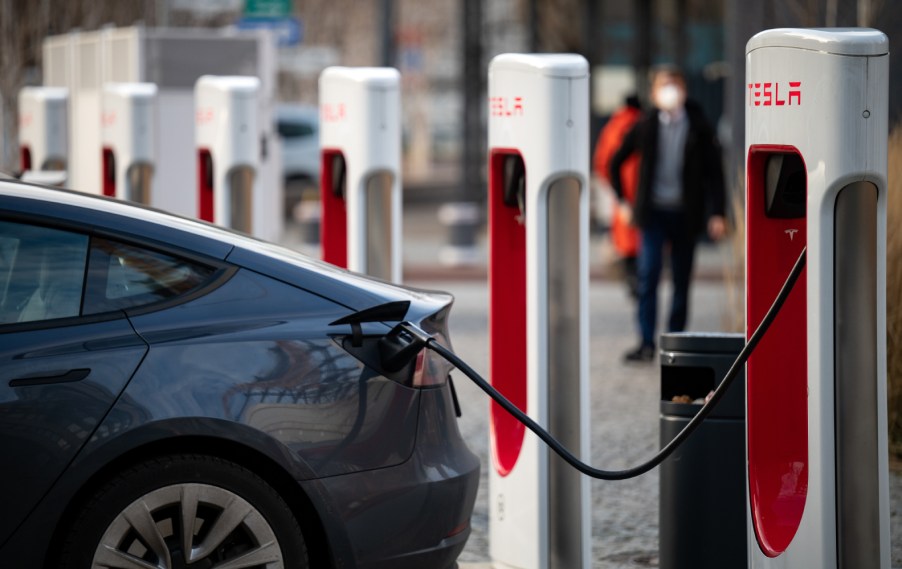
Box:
[83, 238, 215, 314]
[277, 120, 316, 139]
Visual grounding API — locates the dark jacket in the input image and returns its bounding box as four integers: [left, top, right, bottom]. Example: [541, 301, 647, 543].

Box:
[609, 100, 726, 237]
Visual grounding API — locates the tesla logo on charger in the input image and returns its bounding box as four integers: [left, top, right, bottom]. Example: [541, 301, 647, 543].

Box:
[322, 103, 346, 123]
[490, 96, 524, 117]
[785, 229, 799, 241]
[748, 81, 802, 106]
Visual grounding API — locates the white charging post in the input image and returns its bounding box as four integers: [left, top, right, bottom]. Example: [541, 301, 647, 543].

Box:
[487, 54, 590, 569]
[101, 83, 157, 204]
[18, 86, 68, 174]
[318, 67, 401, 283]
[195, 76, 260, 234]
[745, 28, 889, 568]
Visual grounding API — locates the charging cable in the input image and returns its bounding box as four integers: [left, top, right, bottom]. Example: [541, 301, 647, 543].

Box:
[400, 247, 806, 481]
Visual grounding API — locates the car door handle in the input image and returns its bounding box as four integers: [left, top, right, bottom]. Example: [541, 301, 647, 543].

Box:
[9, 368, 91, 387]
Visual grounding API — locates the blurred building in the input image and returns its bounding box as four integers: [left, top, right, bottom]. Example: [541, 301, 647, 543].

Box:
[2, 0, 901, 194]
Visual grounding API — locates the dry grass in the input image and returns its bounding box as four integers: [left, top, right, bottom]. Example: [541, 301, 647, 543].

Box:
[722, 179, 746, 334]
[887, 125, 902, 458]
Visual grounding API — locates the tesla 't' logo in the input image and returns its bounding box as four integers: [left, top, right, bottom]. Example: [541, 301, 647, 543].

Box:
[785, 229, 799, 241]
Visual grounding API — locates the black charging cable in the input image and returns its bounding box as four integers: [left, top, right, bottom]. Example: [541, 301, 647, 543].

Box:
[402, 247, 806, 481]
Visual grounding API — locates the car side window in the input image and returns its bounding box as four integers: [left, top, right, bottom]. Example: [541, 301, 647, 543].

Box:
[83, 238, 215, 314]
[277, 120, 315, 139]
[0, 221, 89, 325]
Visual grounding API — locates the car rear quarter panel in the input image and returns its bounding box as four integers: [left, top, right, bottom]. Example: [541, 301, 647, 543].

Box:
[311, 382, 480, 569]
[121, 268, 422, 479]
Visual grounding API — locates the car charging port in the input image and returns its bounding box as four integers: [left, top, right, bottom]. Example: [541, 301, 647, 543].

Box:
[379, 324, 426, 373]
[329, 306, 456, 391]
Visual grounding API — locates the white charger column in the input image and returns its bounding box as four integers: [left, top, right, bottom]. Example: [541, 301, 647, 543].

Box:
[318, 66, 401, 283]
[100, 83, 157, 204]
[18, 86, 68, 174]
[195, 76, 260, 235]
[745, 28, 889, 569]
[487, 53, 591, 569]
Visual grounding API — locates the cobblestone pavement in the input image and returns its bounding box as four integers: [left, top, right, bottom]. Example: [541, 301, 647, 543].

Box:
[404, 277, 902, 569]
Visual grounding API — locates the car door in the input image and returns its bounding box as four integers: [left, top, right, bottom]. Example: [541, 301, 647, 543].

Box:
[0, 220, 147, 543]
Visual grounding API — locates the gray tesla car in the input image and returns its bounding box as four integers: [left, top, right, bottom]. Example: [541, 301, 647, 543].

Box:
[0, 180, 479, 568]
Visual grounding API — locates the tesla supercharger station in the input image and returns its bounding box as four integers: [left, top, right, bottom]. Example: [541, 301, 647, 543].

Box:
[487, 54, 590, 569]
[18, 86, 68, 173]
[195, 76, 260, 234]
[318, 67, 401, 283]
[101, 83, 156, 204]
[745, 28, 889, 568]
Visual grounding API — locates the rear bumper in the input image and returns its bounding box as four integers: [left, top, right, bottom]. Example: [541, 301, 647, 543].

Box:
[307, 383, 480, 569]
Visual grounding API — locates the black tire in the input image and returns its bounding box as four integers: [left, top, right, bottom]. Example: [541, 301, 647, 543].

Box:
[56, 454, 308, 569]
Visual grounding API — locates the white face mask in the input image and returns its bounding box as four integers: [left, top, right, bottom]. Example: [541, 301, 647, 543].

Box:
[655, 84, 684, 112]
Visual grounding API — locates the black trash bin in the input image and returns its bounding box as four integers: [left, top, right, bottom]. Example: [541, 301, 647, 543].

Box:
[659, 332, 747, 569]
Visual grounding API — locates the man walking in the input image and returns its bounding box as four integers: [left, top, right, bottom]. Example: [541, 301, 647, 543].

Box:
[609, 66, 726, 362]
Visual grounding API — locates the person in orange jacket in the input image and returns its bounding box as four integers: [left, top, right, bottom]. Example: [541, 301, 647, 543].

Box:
[594, 95, 643, 298]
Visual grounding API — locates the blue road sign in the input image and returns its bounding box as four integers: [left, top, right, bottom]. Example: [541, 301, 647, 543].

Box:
[237, 16, 303, 47]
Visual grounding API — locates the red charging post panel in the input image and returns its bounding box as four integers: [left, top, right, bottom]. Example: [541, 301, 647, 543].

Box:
[320, 149, 348, 268]
[102, 147, 116, 197]
[197, 149, 214, 222]
[746, 145, 808, 556]
[488, 149, 527, 476]
[20, 147, 32, 172]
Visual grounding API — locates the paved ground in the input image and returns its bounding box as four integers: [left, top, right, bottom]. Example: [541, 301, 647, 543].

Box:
[283, 201, 901, 568]
[424, 278, 722, 568]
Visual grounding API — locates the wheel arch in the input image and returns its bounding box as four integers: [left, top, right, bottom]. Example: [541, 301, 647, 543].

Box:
[45, 432, 337, 569]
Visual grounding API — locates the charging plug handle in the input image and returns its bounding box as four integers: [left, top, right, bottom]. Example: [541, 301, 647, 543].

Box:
[379, 322, 432, 372]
